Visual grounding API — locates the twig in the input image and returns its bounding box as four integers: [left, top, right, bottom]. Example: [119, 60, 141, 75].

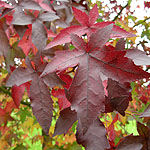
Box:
[133, 17, 150, 28]
[112, 3, 128, 21]
[145, 66, 150, 72]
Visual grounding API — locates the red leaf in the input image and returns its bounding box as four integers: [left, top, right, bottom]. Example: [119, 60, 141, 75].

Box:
[45, 5, 135, 49]
[58, 71, 72, 89]
[45, 25, 87, 49]
[12, 82, 30, 108]
[71, 34, 87, 51]
[72, 7, 88, 26]
[144, 2, 150, 8]
[18, 27, 37, 55]
[53, 107, 77, 136]
[107, 114, 119, 142]
[76, 118, 110, 150]
[51, 88, 71, 110]
[88, 4, 99, 26]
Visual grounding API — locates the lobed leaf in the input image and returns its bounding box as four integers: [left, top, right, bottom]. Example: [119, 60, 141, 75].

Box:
[76, 118, 110, 150]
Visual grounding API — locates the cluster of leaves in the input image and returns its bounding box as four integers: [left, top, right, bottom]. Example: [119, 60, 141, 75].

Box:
[0, 0, 150, 150]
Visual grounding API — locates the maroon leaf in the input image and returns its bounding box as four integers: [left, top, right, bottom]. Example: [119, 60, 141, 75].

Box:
[105, 79, 132, 116]
[71, 33, 87, 51]
[32, 20, 47, 51]
[14, 25, 28, 39]
[117, 135, 143, 150]
[12, 8, 33, 25]
[88, 24, 113, 50]
[21, 1, 42, 10]
[30, 73, 53, 134]
[6, 56, 64, 134]
[6, 58, 34, 87]
[39, 12, 59, 22]
[0, 21, 10, 57]
[137, 122, 150, 138]
[76, 118, 110, 150]
[115, 38, 126, 50]
[43, 72, 64, 88]
[53, 107, 77, 136]
[42, 30, 150, 133]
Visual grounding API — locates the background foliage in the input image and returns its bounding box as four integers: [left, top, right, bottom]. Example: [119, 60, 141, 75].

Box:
[0, 0, 150, 149]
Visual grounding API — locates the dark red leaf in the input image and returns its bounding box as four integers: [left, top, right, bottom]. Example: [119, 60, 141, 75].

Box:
[32, 20, 47, 51]
[30, 73, 53, 134]
[6, 58, 34, 87]
[0, 21, 10, 57]
[6, 56, 64, 134]
[12, 8, 33, 25]
[144, 2, 150, 8]
[117, 135, 143, 150]
[115, 38, 126, 50]
[42, 30, 150, 133]
[105, 79, 132, 116]
[88, 24, 113, 50]
[53, 107, 77, 136]
[43, 72, 64, 88]
[137, 122, 150, 138]
[76, 118, 110, 150]
[39, 12, 59, 22]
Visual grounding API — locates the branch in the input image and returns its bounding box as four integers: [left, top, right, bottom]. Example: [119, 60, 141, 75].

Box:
[133, 17, 150, 28]
[145, 66, 150, 72]
[112, 3, 128, 21]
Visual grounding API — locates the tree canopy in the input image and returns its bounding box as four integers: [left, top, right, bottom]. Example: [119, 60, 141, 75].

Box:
[0, 0, 150, 150]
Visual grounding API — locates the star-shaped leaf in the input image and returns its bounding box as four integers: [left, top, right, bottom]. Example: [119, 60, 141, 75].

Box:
[41, 25, 150, 133]
[45, 5, 135, 49]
